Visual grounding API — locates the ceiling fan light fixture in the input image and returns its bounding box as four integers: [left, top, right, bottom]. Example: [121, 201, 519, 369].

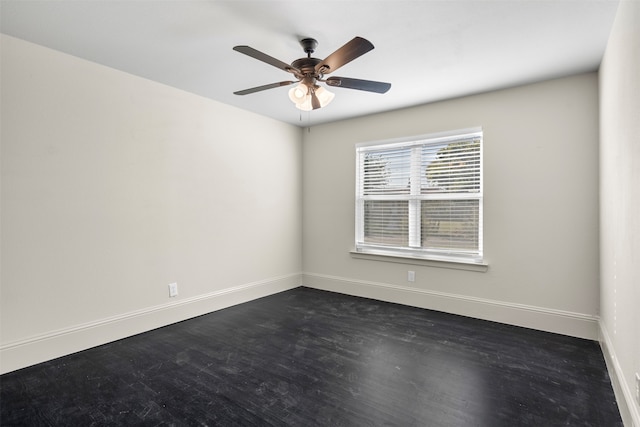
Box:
[290, 84, 334, 111]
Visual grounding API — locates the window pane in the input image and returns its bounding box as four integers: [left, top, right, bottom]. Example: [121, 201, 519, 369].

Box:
[364, 200, 409, 247]
[422, 139, 481, 194]
[421, 199, 479, 251]
[362, 149, 411, 195]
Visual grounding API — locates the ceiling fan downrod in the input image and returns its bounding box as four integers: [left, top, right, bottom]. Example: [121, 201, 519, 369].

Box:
[299, 38, 318, 57]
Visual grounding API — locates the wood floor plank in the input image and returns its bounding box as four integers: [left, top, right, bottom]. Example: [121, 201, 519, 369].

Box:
[1, 287, 622, 426]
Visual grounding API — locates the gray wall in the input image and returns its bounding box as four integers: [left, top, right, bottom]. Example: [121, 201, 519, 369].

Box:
[1, 35, 303, 373]
[302, 73, 600, 339]
[599, 1, 640, 425]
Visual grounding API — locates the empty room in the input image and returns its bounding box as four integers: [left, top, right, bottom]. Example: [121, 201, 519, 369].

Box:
[1, 1, 638, 425]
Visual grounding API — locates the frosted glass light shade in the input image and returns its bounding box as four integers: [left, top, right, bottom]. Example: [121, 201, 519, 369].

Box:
[289, 84, 334, 111]
[314, 86, 335, 107]
[288, 84, 308, 104]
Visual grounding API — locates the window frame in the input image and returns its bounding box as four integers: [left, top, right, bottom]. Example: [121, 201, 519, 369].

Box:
[355, 127, 484, 265]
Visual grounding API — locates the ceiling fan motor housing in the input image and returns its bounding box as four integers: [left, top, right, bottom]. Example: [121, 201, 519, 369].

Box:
[291, 57, 322, 87]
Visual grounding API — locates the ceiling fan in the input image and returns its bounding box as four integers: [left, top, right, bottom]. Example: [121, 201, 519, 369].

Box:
[233, 37, 391, 111]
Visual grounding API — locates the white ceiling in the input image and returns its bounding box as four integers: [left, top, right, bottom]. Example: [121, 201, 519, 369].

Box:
[1, 0, 620, 127]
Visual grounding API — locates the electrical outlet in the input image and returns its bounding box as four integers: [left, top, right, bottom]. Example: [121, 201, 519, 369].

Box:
[408, 271, 415, 282]
[168, 282, 178, 297]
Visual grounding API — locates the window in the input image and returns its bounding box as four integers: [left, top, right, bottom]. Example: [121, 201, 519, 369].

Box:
[355, 128, 483, 263]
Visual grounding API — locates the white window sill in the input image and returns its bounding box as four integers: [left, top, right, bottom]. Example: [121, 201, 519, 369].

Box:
[350, 250, 489, 272]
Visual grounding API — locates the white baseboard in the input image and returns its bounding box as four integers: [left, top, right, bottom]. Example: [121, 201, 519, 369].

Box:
[0, 273, 301, 374]
[302, 272, 599, 340]
[599, 322, 640, 427]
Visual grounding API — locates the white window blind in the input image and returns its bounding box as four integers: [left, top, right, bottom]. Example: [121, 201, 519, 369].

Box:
[355, 128, 483, 263]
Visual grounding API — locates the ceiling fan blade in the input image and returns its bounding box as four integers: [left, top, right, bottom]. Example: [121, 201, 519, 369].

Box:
[315, 37, 374, 75]
[325, 76, 391, 93]
[234, 81, 296, 95]
[233, 46, 298, 73]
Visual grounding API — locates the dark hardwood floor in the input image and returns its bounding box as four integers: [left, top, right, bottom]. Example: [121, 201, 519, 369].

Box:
[1, 287, 622, 426]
